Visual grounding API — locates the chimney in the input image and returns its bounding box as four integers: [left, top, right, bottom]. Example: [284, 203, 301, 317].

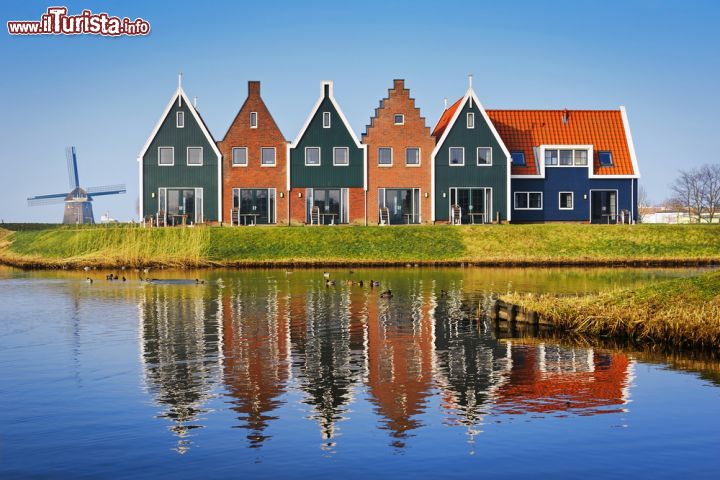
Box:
[393, 79, 405, 91]
[248, 81, 260, 96]
[562, 108, 570, 125]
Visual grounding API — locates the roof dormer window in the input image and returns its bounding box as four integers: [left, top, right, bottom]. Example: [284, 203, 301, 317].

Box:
[323, 112, 331, 128]
[599, 151, 613, 166]
[250, 112, 258, 128]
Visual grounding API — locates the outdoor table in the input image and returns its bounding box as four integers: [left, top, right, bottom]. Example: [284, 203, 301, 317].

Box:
[469, 213, 485, 224]
[239, 213, 260, 225]
[168, 214, 188, 226]
[403, 213, 413, 224]
[319, 213, 338, 225]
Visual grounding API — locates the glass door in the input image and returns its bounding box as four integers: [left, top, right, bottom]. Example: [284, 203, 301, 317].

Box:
[449, 188, 491, 224]
[591, 191, 617, 224]
[379, 189, 420, 224]
[311, 189, 342, 224]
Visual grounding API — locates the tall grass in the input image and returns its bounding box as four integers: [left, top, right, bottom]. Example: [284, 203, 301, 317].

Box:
[502, 270, 720, 349]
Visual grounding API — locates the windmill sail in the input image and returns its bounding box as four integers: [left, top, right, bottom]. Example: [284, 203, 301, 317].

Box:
[86, 184, 127, 196]
[66, 146, 80, 190]
[27, 192, 69, 206]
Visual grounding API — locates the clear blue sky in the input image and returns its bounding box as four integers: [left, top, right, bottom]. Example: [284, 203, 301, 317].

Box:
[1, 0, 718, 222]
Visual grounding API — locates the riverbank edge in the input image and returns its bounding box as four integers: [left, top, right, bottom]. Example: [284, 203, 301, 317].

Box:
[498, 270, 720, 350]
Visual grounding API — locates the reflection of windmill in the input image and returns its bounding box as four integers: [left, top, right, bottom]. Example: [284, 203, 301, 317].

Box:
[27, 146, 126, 224]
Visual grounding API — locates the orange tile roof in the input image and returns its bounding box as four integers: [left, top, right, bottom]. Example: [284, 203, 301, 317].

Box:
[486, 109, 636, 176]
[431, 97, 463, 139]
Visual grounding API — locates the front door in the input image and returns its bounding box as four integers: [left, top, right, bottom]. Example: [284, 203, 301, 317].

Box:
[449, 188, 491, 224]
[234, 188, 274, 224]
[591, 191, 617, 224]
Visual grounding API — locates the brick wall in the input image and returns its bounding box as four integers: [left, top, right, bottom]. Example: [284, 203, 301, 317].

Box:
[362, 79, 435, 224]
[217, 81, 288, 225]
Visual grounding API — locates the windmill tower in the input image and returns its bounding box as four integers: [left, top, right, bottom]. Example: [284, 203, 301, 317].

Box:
[27, 147, 127, 224]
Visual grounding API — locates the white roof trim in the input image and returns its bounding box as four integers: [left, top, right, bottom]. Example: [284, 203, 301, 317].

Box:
[290, 81, 365, 150]
[512, 143, 639, 179]
[138, 87, 222, 161]
[619, 105, 640, 178]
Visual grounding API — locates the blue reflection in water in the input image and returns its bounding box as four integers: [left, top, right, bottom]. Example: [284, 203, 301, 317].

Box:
[0, 267, 719, 479]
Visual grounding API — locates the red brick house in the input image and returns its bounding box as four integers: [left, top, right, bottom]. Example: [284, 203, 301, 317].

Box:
[217, 81, 288, 225]
[363, 80, 435, 224]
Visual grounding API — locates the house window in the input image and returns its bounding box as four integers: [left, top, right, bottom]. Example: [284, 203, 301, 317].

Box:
[176, 111, 184, 128]
[599, 151, 613, 166]
[232, 147, 247, 166]
[378, 147, 392, 166]
[467, 112, 475, 128]
[449, 147, 464, 166]
[323, 112, 331, 128]
[560, 149, 574, 166]
[334, 147, 349, 166]
[477, 147, 492, 165]
[261, 147, 276, 166]
[187, 147, 203, 166]
[511, 151, 526, 166]
[545, 149, 558, 166]
[574, 150, 588, 165]
[514, 192, 543, 210]
[305, 147, 321, 165]
[559, 192, 574, 210]
[394, 114, 405, 125]
[250, 112, 258, 128]
[545, 148, 590, 166]
[406, 147, 420, 165]
[158, 147, 174, 166]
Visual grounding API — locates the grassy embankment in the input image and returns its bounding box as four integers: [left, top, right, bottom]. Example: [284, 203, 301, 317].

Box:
[502, 269, 720, 349]
[0, 223, 719, 268]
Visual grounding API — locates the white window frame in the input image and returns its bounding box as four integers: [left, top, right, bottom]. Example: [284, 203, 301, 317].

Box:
[305, 146, 321, 166]
[405, 147, 420, 167]
[322, 112, 331, 128]
[394, 114, 405, 125]
[176, 111, 184, 128]
[476, 147, 492, 166]
[378, 147, 393, 167]
[186, 146, 203, 166]
[449, 147, 465, 166]
[260, 147, 276, 167]
[467, 112, 475, 129]
[514, 191, 543, 210]
[333, 146, 349, 166]
[559, 191, 574, 210]
[543, 147, 592, 168]
[232, 147, 248, 167]
[250, 111, 258, 129]
[158, 146, 174, 166]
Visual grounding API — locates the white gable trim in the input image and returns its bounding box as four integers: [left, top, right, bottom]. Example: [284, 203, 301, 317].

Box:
[619, 106, 640, 178]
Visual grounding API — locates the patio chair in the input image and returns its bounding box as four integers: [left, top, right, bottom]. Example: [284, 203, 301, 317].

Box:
[156, 210, 166, 227]
[310, 206, 320, 225]
[379, 207, 390, 225]
[451, 204, 462, 225]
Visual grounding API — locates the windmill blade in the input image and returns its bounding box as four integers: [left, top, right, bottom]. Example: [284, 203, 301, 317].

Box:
[66, 146, 80, 190]
[28, 193, 68, 206]
[86, 184, 127, 196]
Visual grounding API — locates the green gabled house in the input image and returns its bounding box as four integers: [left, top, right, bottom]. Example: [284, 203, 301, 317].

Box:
[138, 76, 222, 225]
[288, 81, 367, 225]
[431, 78, 511, 223]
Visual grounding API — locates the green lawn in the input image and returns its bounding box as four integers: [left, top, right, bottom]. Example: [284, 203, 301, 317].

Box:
[1, 223, 719, 268]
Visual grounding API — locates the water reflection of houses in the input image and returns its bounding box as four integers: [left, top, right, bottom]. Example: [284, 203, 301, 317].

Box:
[288, 283, 367, 444]
[221, 278, 290, 448]
[493, 343, 632, 416]
[139, 285, 223, 454]
[365, 282, 435, 448]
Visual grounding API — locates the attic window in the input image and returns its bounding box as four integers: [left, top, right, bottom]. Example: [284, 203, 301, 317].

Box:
[250, 112, 258, 128]
[323, 112, 331, 128]
[176, 111, 184, 128]
[467, 112, 475, 129]
[599, 151, 613, 166]
[511, 152, 526, 166]
[394, 114, 404, 125]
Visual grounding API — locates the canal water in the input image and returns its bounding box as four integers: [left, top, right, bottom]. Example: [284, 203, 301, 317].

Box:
[1, 266, 719, 479]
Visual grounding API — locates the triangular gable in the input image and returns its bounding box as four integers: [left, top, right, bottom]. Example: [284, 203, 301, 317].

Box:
[219, 84, 285, 142]
[431, 89, 512, 161]
[137, 87, 222, 161]
[290, 81, 364, 149]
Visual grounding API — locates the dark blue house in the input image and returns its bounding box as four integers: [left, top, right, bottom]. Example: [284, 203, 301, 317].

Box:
[487, 108, 640, 223]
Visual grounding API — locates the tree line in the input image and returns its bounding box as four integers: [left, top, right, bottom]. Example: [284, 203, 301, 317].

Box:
[669, 164, 720, 223]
